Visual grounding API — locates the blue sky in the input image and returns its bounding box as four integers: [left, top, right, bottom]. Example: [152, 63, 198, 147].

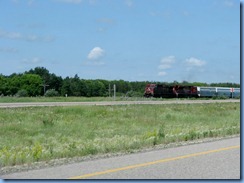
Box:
[0, 0, 240, 83]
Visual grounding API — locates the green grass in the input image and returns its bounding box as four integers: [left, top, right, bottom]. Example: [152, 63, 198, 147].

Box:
[0, 103, 240, 167]
[0, 96, 111, 103]
[0, 96, 228, 103]
[0, 96, 184, 103]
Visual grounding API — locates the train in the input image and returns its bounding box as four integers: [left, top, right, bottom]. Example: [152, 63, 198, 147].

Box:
[144, 84, 240, 98]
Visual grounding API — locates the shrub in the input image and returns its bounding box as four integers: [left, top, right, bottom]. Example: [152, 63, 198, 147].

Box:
[44, 89, 59, 97]
[32, 143, 43, 161]
[42, 117, 55, 127]
[158, 124, 166, 139]
[15, 89, 28, 97]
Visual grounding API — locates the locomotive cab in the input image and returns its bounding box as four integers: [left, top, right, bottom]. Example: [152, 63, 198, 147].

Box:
[144, 84, 156, 97]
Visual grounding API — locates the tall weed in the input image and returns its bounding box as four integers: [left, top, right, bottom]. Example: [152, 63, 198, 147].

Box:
[0, 103, 240, 167]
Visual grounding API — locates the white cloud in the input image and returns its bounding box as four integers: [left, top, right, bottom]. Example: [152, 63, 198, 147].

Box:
[0, 28, 55, 42]
[224, 0, 234, 7]
[87, 47, 105, 60]
[0, 29, 21, 39]
[185, 57, 206, 67]
[158, 56, 175, 77]
[96, 18, 116, 33]
[125, 0, 133, 7]
[213, 0, 235, 8]
[160, 56, 176, 64]
[158, 64, 171, 70]
[26, 35, 55, 42]
[0, 47, 18, 53]
[21, 57, 43, 64]
[158, 55, 175, 70]
[28, 0, 35, 6]
[158, 71, 167, 76]
[184, 57, 206, 72]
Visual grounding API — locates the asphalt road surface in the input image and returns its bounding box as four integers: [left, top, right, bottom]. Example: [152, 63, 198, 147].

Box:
[1, 137, 240, 179]
[0, 99, 240, 108]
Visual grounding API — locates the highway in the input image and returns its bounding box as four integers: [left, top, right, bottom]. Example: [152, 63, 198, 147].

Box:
[0, 99, 240, 108]
[1, 137, 240, 179]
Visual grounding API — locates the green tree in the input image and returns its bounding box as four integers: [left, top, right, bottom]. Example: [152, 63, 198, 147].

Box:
[49, 74, 63, 94]
[92, 80, 106, 96]
[19, 74, 42, 96]
[0, 75, 7, 95]
[70, 75, 82, 96]
[61, 77, 72, 96]
[26, 67, 63, 95]
[80, 79, 89, 97]
[7, 74, 22, 95]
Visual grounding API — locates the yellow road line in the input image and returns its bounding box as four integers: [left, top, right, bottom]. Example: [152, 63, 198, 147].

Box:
[69, 145, 240, 179]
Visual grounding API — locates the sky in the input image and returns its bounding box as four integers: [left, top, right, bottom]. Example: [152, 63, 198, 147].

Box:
[0, 0, 241, 83]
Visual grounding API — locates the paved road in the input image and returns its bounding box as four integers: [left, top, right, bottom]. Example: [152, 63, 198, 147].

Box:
[0, 99, 240, 108]
[1, 137, 240, 179]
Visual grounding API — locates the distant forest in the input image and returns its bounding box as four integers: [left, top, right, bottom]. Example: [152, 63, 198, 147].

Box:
[0, 67, 240, 97]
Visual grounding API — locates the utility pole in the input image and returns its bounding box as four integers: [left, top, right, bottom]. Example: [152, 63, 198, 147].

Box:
[109, 84, 111, 98]
[40, 83, 49, 95]
[113, 84, 116, 100]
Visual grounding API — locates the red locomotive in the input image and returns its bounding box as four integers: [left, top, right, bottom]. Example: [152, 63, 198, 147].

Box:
[144, 84, 156, 97]
[144, 84, 198, 98]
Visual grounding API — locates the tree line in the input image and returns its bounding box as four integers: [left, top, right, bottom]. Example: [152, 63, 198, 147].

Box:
[0, 67, 240, 97]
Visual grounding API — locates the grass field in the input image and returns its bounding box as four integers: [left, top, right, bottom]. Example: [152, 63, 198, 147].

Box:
[0, 96, 111, 103]
[0, 96, 223, 103]
[0, 102, 240, 167]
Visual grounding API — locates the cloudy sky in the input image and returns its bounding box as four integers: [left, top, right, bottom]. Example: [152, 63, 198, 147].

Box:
[0, 0, 240, 83]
